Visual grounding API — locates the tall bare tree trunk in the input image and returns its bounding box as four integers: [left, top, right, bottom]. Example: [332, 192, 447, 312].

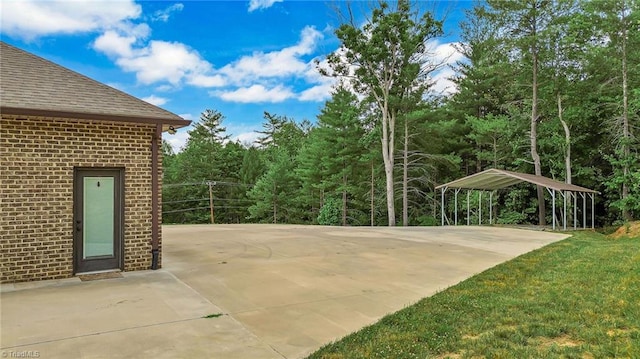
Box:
[558, 94, 571, 184]
[371, 161, 375, 226]
[558, 93, 573, 225]
[381, 109, 396, 226]
[402, 119, 409, 226]
[531, 16, 546, 226]
[621, 14, 631, 221]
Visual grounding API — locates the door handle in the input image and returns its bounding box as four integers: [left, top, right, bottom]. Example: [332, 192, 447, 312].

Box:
[76, 220, 82, 232]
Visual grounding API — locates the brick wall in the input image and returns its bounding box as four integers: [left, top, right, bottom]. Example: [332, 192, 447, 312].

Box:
[0, 116, 162, 283]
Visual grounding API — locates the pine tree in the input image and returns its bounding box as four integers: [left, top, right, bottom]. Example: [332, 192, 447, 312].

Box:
[322, 0, 443, 226]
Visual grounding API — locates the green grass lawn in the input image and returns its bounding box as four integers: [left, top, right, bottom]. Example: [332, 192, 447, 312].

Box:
[308, 231, 640, 359]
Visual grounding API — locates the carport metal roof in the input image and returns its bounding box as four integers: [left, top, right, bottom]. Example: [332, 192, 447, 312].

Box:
[436, 168, 598, 230]
[435, 168, 598, 193]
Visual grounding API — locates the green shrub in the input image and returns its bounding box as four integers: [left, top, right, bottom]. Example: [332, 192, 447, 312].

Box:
[497, 211, 527, 224]
[416, 215, 439, 226]
[318, 197, 341, 225]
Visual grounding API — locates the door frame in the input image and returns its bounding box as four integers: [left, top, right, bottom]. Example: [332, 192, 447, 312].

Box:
[73, 167, 125, 274]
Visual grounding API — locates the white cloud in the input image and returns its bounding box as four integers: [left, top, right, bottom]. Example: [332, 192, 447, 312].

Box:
[155, 85, 174, 92]
[5, 1, 330, 103]
[299, 58, 336, 101]
[430, 67, 458, 96]
[1, 0, 218, 90]
[209, 26, 334, 103]
[141, 95, 168, 106]
[93, 30, 137, 58]
[0, 0, 141, 40]
[113, 40, 217, 86]
[248, 0, 283, 12]
[220, 26, 322, 85]
[117, 21, 151, 39]
[232, 132, 261, 147]
[424, 41, 464, 96]
[152, 3, 184, 22]
[96, 26, 323, 93]
[303, 57, 328, 82]
[92, 22, 151, 58]
[299, 83, 333, 102]
[212, 84, 294, 103]
[211, 26, 329, 103]
[224, 123, 262, 146]
[164, 128, 190, 153]
[291, 26, 323, 55]
[428, 40, 464, 67]
[93, 22, 224, 89]
[187, 74, 226, 87]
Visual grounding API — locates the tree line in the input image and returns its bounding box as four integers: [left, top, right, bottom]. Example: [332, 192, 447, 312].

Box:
[163, 0, 639, 226]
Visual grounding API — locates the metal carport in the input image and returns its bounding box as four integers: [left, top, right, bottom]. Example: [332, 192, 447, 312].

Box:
[436, 168, 599, 230]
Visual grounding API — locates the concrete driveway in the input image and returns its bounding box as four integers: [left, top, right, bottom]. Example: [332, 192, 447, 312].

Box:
[1, 225, 568, 358]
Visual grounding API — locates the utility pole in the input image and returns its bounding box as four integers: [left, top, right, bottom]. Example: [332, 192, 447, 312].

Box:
[208, 181, 215, 224]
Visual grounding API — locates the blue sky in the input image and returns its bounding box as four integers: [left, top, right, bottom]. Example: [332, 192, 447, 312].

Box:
[1, 0, 472, 151]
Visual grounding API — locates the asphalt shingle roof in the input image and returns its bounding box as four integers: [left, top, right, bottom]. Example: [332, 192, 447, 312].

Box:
[0, 41, 189, 128]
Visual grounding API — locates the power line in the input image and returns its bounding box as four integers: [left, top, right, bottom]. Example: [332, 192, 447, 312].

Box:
[162, 205, 250, 214]
[164, 198, 209, 204]
[164, 197, 254, 205]
[164, 180, 254, 188]
[162, 206, 210, 214]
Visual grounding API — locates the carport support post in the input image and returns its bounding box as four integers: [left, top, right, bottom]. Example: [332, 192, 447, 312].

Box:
[585, 194, 588, 229]
[591, 194, 595, 229]
[489, 192, 493, 225]
[441, 187, 446, 226]
[573, 192, 577, 230]
[478, 191, 482, 225]
[552, 189, 556, 231]
[454, 189, 459, 225]
[467, 190, 470, 226]
[563, 191, 567, 231]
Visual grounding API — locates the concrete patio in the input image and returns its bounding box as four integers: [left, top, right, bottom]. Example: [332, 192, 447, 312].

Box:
[1, 225, 568, 358]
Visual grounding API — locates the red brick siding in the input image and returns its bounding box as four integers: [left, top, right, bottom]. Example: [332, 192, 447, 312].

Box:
[0, 116, 162, 283]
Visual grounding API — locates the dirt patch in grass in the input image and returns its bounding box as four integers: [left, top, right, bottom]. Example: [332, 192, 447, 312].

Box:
[606, 328, 637, 337]
[537, 334, 583, 348]
[461, 334, 481, 340]
[608, 221, 640, 239]
[435, 353, 463, 359]
[461, 325, 517, 341]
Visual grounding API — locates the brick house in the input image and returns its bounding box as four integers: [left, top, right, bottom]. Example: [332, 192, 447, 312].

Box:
[0, 42, 190, 283]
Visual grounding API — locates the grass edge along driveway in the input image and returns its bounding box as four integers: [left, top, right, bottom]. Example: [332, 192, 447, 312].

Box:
[308, 231, 640, 359]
